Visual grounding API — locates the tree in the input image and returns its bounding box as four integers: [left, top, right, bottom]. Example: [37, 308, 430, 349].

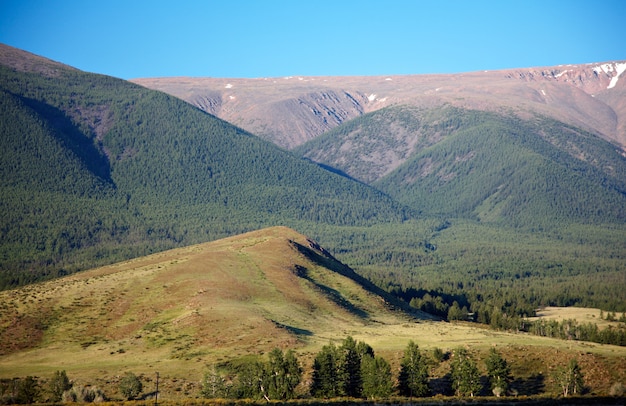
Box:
[48, 370, 72, 402]
[262, 348, 302, 400]
[361, 354, 393, 399]
[311, 337, 380, 399]
[447, 301, 466, 321]
[16, 376, 39, 404]
[397, 340, 430, 397]
[200, 365, 228, 399]
[311, 343, 342, 398]
[555, 358, 584, 397]
[339, 336, 363, 397]
[484, 348, 511, 397]
[119, 372, 143, 400]
[233, 361, 264, 399]
[450, 348, 481, 397]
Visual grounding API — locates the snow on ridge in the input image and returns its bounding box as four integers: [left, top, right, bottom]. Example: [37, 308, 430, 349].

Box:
[593, 63, 614, 75]
[368, 93, 377, 101]
[590, 62, 626, 89]
[225, 83, 233, 89]
[555, 70, 569, 78]
[608, 62, 626, 89]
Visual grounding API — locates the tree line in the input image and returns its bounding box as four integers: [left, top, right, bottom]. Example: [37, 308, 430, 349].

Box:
[0, 336, 603, 404]
[199, 337, 581, 400]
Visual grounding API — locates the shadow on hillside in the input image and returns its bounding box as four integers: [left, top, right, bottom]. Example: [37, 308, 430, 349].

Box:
[18, 95, 113, 184]
[272, 320, 313, 336]
[295, 263, 369, 319]
[429, 373, 453, 396]
[511, 373, 545, 396]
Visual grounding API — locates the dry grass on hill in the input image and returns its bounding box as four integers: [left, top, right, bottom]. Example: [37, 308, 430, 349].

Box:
[1, 226, 625, 401]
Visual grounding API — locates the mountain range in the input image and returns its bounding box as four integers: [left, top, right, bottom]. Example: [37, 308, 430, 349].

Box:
[1, 42, 626, 400]
[1, 42, 625, 312]
[134, 61, 626, 228]
[132, 61, 626, 150]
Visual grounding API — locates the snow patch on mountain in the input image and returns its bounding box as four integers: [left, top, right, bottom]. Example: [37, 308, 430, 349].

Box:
[607, 63, 626, 89]
[592, 62, 626, 89]
[368, 93, 377, 101]
[555, 70, 569, 78]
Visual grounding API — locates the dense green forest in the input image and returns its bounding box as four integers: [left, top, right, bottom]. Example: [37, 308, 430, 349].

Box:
[2, 48, 626, 330]
[0, 63, 408, 288]
[300, 220, 626, 318]
[296, 105, 626, 228]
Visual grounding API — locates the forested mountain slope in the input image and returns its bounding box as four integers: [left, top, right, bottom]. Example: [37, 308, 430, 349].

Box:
[0, 44, 408, 288]
[295, 105, 626, 228]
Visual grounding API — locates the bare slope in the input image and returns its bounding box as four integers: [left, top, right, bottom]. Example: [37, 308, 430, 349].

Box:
[132, 61, 626, 149]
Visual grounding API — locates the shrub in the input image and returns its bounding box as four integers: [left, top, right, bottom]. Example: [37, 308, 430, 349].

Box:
[119, 372, 143, 400]
[16, 376, 39, 404]
[62, 385, 107, 403]
[609, 382, 625, 397]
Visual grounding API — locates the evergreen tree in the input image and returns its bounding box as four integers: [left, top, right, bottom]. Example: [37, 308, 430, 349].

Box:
[450, 348, 481, 397]
[234, 361, 265, 399]
[262, 348, 302, 400]
[339, 336, 363, 397]
[311, 343, 342, 398]
[16, 376, 39, 404]
[484, 348, 511, 397]
[361, 354, 393, 399]
[397, 340, 430, 397]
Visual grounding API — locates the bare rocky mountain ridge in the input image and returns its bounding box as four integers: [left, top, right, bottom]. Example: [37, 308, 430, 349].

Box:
[132, 61, 626, 150]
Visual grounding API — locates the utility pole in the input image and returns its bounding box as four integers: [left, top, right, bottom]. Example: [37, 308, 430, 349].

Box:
[154, 372, 159, 406]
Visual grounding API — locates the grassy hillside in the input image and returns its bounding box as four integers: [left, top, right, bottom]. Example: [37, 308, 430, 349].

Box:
[1, 227, 624, 401]
[0, 49, 409, 289]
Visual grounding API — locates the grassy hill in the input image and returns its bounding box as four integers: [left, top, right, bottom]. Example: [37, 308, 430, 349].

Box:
[1, 226, 625, 401]
[0, 44, 408, 289]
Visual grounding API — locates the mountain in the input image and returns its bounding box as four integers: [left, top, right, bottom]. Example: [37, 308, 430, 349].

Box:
[0, 226, 428, 397]
[0, 44, 408, 288]
[295, 105, 626, 227]
[133, 60, 626, 228]
[132, 61, 626, 150]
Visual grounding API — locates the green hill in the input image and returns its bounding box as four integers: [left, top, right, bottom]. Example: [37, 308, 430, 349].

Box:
[296, 105, 626, 228]
[0, 45, 408, 289]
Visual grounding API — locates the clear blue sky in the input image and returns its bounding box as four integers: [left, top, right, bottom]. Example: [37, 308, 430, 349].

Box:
[1, 0, 624, 79]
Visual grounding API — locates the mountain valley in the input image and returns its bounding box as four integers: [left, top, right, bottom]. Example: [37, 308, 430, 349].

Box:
[1, 43, 626, 401]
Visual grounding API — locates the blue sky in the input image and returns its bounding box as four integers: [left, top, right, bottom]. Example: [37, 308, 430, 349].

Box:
[1, 0, 625, 79]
